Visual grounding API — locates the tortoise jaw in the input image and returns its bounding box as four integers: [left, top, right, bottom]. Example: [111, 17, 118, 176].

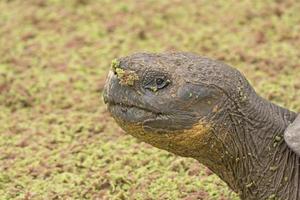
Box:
[106, 101, 158, 124]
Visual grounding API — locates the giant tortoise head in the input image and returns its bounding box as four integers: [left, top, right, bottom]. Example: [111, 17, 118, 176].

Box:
[103, 52, 255, 157]
[103, 52, 300, 199]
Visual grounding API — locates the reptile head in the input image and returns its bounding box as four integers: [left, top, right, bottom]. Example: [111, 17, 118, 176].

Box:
[103, 52, 253, 157]
[103, 52, 300, 198]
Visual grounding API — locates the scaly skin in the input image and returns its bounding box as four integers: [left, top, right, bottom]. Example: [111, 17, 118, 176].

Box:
[103, 52, 299, 200]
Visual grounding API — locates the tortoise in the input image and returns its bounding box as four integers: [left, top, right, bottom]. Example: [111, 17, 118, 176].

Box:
[103, 52, 300, 200]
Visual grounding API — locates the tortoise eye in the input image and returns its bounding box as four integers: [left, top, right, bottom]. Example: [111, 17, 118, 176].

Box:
[143, 71, 170, 92]
[156, 78, 164, 86]
[155, 77, 169, 89]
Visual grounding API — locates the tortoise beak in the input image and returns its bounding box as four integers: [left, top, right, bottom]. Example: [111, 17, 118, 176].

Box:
[103, 71, 115, 105]
[103, 70, 157, 123]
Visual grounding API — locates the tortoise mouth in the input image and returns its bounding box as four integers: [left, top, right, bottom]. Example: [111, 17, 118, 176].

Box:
[106, 100, 198, 133]
[106, 101, 158, 124]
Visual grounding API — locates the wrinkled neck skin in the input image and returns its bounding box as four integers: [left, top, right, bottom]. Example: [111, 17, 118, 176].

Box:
[200, 90, 298, 200]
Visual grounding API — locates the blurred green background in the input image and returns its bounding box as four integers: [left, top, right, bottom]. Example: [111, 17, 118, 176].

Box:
[0, 0, 299, 199]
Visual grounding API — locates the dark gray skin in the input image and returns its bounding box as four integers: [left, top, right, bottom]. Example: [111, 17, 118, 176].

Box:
[103, 52, 300, 200]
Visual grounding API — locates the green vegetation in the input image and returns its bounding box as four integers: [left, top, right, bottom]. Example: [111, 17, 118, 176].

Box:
[0, 0, 299, 199]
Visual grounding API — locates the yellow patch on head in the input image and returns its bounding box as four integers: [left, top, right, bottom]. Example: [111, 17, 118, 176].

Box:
[172, 123, 210, 146]
[110, 59, 139, 86]
[116, 68, 139, 86]
[118, 119, 215, 158]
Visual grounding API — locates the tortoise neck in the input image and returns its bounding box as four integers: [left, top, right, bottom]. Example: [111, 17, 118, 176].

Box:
[193, 88, 299, 199]
[217, 92, 299, 199]
[238, 94, 298, 199]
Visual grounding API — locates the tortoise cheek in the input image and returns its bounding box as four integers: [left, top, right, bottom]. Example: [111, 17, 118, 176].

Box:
[177, 84, 213, 102]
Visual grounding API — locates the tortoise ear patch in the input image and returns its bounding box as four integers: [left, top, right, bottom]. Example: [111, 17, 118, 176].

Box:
[284, 114, 300, 156]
